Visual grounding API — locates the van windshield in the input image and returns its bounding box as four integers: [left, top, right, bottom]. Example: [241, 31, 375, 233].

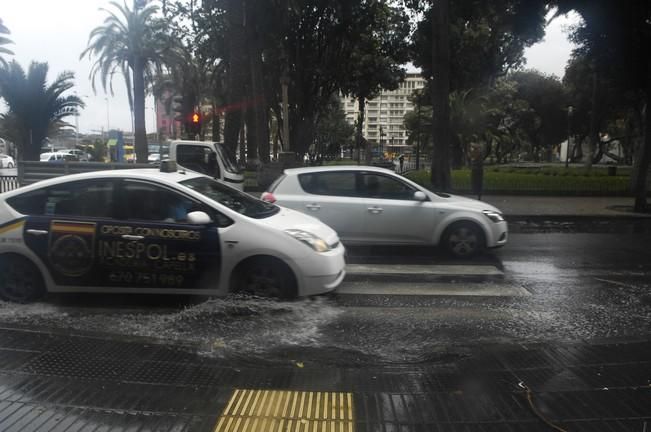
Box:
[214, 144, 242, 174]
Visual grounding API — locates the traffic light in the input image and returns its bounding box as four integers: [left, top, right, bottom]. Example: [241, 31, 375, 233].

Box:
[188, 111, 202, 136]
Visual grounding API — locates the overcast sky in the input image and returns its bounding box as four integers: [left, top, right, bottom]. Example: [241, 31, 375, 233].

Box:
[1, 1, 580, 134]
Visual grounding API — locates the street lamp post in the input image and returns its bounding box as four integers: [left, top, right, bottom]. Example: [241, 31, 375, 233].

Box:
[565, 105, 574, 168]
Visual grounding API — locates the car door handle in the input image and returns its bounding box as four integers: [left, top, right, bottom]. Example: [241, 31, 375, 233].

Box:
[368, 207, 384, 214]
[26, 229, 49, 236]
[121, 234, 144, 241]
[306, 204, 321, 211]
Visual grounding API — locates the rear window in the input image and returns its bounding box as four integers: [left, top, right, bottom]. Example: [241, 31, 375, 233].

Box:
[267, 174, 286, 192]
[298, 172, 358, 197]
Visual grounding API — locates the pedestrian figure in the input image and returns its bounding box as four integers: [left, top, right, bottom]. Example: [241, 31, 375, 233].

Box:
[399, 154, 404, 173]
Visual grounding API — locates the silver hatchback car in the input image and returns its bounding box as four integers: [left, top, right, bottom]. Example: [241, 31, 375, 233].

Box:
[262, 166, 508, 258]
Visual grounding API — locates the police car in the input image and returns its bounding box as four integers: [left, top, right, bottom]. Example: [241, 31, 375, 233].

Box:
[0, 162, 346, 302]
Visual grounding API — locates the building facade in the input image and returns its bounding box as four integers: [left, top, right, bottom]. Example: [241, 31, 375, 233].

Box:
[341, 72, 426, 157]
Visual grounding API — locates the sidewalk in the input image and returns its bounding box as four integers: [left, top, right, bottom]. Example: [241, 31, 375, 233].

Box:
[0, 326, 648, 431]
[477, 195, 651, 218]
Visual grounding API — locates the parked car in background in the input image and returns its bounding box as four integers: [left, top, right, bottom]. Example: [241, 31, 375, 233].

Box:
[0, 155, 15, 169]
[40, 152, 78, 162]
[262, 166, 508, 258]
[57, 149, 90, 162]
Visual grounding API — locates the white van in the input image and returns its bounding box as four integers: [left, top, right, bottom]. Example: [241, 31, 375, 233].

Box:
[169, 140, 244, 190]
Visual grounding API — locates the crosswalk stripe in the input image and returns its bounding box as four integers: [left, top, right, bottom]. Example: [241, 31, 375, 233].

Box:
[336, 281, 529, 297]
[345, 264, 503, 277]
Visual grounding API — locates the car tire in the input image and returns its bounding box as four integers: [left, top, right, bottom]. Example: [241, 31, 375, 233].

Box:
[0, 254, 46, 303]
[441, 221, 485, 258]
[7, 163, 14, 169]
[232, 256, 298, 299]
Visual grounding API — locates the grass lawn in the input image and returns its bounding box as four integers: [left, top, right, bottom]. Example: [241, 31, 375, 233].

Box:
[406, 165, 633, 196]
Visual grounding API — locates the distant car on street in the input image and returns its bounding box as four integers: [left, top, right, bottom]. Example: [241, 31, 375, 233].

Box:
[262, 165, 508, 258]
[56, 149, 90, 162]
[0, 154, 15, 169]
[0, 163, 345, 302]
[40, 152, 78, 162]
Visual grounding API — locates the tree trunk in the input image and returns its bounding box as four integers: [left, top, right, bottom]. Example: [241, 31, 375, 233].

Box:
[633, 85, 651, 212]
[133, 59, 148, 163]
[356, 96, 367, 164]
[223, 0, 248, 155]
[245, 107, 258, 168]
[249, 45, 269, 164]
[586, 70, 599, 171]
[430, 0, 452, 191]
[212, 104, 221, 143]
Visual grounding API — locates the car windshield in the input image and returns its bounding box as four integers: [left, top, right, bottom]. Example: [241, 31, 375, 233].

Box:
[214, 144, 241, 174]
[180, 176, 278, 218]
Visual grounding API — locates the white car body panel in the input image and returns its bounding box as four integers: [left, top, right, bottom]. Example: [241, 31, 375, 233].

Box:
[0, 169, 345, 297]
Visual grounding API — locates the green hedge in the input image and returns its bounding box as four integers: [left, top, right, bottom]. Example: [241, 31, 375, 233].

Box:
[406, 168, 632, 196]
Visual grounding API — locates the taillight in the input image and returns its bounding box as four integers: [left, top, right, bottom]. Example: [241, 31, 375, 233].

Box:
[261, 192, 276, 203]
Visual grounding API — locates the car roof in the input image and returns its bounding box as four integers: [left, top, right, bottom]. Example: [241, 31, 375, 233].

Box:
[0, 168, 206, 198]
[283, 165, 395, 175]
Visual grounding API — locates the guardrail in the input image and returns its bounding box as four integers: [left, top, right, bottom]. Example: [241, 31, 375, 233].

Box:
[0, 176, 19, 193]
[17, 161, 153, 187]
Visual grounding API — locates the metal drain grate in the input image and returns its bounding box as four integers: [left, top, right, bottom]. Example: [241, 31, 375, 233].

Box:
[214, 389, 354, 432]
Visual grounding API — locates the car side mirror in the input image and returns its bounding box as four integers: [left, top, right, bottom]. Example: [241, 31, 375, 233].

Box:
[186, 211, 212, 225]
[414, 191, 427, 201]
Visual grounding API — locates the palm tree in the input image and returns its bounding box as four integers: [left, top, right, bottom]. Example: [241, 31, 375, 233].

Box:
[81, 1, 172, 163]
[0, 61, 84, 160]
[0, 18, 14, 68]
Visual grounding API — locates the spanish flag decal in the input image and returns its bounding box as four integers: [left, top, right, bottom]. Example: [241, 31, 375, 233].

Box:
[49, 221, 96, 277]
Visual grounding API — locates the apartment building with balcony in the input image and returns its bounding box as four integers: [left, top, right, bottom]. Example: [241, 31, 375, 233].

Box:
[341, 72, 426, 157]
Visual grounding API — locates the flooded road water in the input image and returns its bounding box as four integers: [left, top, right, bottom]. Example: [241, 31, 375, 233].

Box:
[0, 232, 649, 367]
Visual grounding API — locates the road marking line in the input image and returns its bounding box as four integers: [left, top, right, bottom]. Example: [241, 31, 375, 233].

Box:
[215, 390, 354, 432]
[345, 263, 503, 277]
[336, 281, 530, 297]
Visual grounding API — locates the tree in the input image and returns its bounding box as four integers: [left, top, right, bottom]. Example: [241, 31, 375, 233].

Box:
[407, 0, 547, 190]
[341, 2, 410, 163]
[0, 61, 84, 160]
[309, 95, 355, 163]
[81, 1, 173, 163]
[0, 18, 13, 68]
[552, 1, 651, 211]
[510, 70, 568, 162]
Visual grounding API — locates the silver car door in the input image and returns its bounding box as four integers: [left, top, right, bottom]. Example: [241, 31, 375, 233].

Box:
[283, 171, 368, 243]
[359, 172, 438, 244]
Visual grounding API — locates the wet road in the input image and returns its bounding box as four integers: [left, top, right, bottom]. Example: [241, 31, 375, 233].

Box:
[0, 230, 649, 367]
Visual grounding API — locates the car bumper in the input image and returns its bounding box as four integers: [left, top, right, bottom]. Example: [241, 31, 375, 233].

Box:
[487, 221, 508, 247]
[294, 243, 346, 296]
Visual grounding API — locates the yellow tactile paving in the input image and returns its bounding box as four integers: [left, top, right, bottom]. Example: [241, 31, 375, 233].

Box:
[215, 389, 354, 432]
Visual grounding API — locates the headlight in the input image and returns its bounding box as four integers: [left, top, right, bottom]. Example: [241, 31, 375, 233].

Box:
[483, 210, 504, 223]
[284, 229, 331, 252]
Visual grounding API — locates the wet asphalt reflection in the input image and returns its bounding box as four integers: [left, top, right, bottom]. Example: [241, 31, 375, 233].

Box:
[0, 228, 649, 367]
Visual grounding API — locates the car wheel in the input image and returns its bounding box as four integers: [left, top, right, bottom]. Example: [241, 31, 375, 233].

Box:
[233, 256, 297, 299]
[7, 163, 14, 169]
[441, 222, 485, 258]
[0, 255, 46, 303]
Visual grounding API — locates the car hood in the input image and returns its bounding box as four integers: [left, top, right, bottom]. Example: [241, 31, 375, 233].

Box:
[259, 206, 340, 246]
[430, 192, 503, 214]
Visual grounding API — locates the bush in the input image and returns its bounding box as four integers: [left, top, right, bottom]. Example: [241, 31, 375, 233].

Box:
[405, 166, 632, 196]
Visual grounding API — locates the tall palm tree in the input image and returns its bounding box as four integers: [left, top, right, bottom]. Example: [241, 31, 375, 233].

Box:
[0, 18, 14, 68]
[0, 61, 84, 160]
[81, 1, 171, 163]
